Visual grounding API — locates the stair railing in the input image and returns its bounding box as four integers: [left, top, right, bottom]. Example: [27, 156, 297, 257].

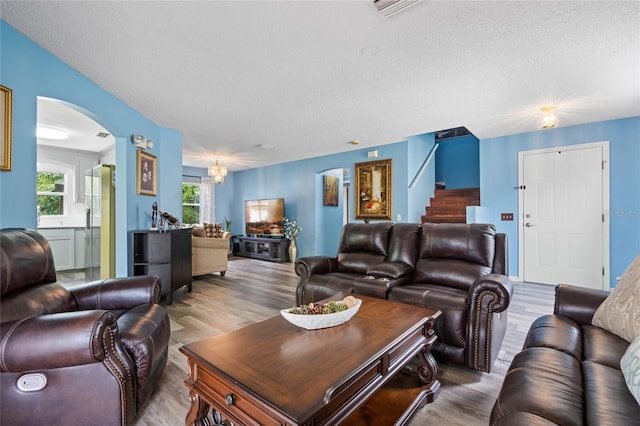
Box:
[409, 143, 439, 189]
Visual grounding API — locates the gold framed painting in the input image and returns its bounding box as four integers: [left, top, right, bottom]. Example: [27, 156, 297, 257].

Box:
[137, 150, 157, 196]
[355, 158, 392, 220]
[0, 85, 12, 172]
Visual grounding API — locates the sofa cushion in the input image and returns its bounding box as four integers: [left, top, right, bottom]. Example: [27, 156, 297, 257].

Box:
[415, 221, 496, 292]
[0, 282, 76, 323]
[621, 335, 640, 405]
[302, 272, 359, 303]
[582, 324, 629, 369]
[415, 258, 493, 292]
[492, 412, 558, 426]
[389, 284, 468, 349]
[582, 360, 640, 424]
[336, 223, 391, 274]
[0, 228, 57, 295]
[523, 314, 582, 360]
[592, 256, 640, 342]
[191, 225, 206, 238]
[419, 223, 496, 267]
[491, 347, 584, 426]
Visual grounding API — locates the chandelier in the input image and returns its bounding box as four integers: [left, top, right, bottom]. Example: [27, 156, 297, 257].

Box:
[208, 159, 228, 184]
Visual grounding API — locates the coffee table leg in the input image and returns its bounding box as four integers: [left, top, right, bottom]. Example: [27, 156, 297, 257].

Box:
[186, 390, 212, 426]
[416, 345, 438, 384]
[416, 324, 441, 403]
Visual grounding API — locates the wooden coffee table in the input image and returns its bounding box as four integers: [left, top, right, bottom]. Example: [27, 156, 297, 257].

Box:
[180, 294, 441, 426]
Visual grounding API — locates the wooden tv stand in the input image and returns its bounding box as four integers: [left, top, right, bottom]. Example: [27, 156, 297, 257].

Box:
[237, 236, 290, 262]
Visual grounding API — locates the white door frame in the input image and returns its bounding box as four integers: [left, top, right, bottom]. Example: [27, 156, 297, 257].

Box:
[517, 141, 610, 288]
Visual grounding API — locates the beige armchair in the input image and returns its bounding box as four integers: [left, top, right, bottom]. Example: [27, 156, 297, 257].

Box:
[191, 228, 231, 277]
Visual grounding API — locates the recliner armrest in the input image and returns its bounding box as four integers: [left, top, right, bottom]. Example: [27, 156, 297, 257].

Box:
[69, 275, 161, 310]
[0, 310, 121, 371]
[469, 273, 513, 313]
[294, 256, 337, 277]
[554, 283, 608, 325]
[367, 261, 413, 279]
[467, 273, 513, 372]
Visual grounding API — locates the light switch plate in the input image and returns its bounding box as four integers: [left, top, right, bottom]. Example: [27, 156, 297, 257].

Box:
[501, 213, 514, 221]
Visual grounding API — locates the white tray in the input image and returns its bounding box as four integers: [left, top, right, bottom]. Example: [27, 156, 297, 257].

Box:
[280, 299, 362, 330]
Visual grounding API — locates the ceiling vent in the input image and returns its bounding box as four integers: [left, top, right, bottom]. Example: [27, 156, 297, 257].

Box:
[95, 132, 110, 138]
[373, 0, 423, 19]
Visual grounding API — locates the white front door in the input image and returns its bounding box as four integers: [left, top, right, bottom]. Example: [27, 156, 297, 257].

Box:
[520, 142, 608, 289]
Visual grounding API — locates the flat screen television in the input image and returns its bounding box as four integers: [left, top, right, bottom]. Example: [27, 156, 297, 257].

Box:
[244, 198, 285, 237]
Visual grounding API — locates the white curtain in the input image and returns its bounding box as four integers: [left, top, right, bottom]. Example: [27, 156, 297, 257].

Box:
[200, 177, 215, 224]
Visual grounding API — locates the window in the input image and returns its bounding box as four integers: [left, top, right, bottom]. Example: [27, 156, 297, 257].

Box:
[182, 183, 201, 224]
[37, 171, 66, 216]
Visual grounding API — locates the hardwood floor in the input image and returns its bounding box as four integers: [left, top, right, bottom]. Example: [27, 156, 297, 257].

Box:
[62, 257, 555, 425]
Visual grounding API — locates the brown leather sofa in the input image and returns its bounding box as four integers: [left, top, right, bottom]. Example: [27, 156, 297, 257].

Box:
[491, 284, 640, 425]
[295, 222, 513, 372]
[0, 228, 170, 426]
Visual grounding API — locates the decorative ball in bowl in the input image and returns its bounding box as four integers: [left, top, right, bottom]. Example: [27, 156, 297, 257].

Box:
[280, 296, 362, 330]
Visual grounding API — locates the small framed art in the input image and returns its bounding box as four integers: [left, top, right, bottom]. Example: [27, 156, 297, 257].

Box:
[137, 150, 157, 196]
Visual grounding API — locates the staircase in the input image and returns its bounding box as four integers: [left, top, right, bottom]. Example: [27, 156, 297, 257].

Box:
[421, 187, 480, 223]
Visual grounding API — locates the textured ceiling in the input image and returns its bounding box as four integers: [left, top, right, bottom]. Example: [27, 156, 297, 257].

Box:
[3, 1, 639, 171]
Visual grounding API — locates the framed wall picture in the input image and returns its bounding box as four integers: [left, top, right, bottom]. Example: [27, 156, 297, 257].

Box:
[137, 150, 157, 196]
[355, 158, 392, 220]
[323, 175, 339, 206]
[0, 85, 12, 172]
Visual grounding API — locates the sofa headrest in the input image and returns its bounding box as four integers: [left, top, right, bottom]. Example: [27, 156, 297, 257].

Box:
[338, 222, 392, 256]
[419, 223, 496, 268]
[1, 228, 57, 296]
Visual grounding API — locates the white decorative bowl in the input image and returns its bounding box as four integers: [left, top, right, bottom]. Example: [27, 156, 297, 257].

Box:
[280, 299, 362, 330]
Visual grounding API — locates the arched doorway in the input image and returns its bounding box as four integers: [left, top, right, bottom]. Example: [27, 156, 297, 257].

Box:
[36, 97, 117, 280]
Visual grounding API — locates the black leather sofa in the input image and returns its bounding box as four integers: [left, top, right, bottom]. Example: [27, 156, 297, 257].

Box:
[0, 228, 170, 426]
[491, 284, 640, 425]
[295, 222, 513, 372]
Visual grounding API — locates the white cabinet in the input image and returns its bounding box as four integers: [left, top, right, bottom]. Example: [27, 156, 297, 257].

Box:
[39, 228, 75, 271]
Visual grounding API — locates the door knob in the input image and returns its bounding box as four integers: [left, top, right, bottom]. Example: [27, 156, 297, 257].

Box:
[525, 222, 536, 227]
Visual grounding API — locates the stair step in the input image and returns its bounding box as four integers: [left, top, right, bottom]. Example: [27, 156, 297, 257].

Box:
[429, 197, 479, 207]
[434, 188, 480, 197]
[422, 187, 480, 224]
[426, 204, 467, 216]
[421, 214, 467, 224]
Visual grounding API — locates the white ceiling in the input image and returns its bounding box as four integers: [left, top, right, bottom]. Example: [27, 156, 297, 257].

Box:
[3, 1, 639, 171]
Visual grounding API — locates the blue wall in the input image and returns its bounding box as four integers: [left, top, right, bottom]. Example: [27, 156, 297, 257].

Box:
[481, 116, 640, 286]
[0, 21, 183, 276]
[435, 134, 480, 189]
[215, 138, 438, 258]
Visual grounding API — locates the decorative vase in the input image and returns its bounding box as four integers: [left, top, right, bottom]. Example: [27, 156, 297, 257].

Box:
[288, 239, 297, 264]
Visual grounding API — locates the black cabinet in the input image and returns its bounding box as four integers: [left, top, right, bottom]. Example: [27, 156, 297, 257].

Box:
[237, 236, 289, 263]
[131, 228, 192, 304]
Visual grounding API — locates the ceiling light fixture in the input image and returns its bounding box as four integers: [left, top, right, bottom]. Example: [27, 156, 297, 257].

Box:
[37, 126, 69, 140]
[537, 106, 559, 130]
[208, 159, 228, 184]
[131, 134, 154, 150]
[373, 0, 423, 19]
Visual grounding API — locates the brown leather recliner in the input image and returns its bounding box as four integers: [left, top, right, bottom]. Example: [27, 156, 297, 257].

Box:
[0, 228, 170, 426]
[387, 223, 512, 373]
[295, 222, 512, 373]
